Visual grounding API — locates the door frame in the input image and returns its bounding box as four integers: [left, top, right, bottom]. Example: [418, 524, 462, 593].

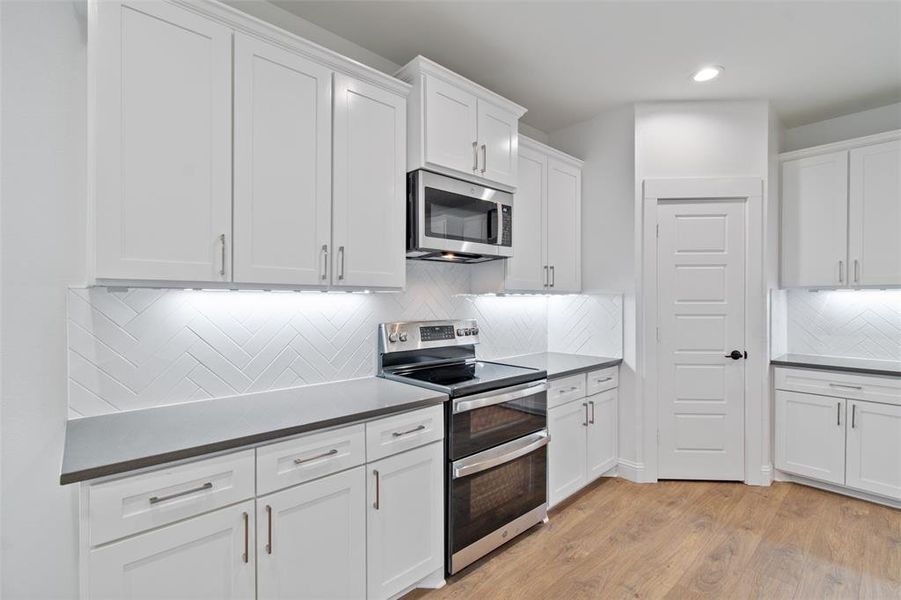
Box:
[639, 178, 767, 485]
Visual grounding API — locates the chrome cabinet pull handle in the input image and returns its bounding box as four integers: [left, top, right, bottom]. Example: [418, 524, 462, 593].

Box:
[373, 470, 380, 510]
[265, 505, 273, 554]
[321, 244, 329, 280]
[838, 260, 844, 284]
[854, 259, 860, 283]
[589, 400, 595, 424]
[596, 377, 612, 384]
[338, 246, 346, 280]
[829, 383, 862, 390]
[472, 141, 479, 171]
[218, 234, 227, 277]
[480, 144, 487, 173]
[149, 481, 212, 505]
[851, 404, 857, 429]
[294, 448, 338, 465]
[550, 266, 555, 287]
[582, 402, 589, 427]
[392, 424, 426, 438]
[837, 402, 841, 427]
[544, 265, 549, 287]
[242, 511, 249, 564]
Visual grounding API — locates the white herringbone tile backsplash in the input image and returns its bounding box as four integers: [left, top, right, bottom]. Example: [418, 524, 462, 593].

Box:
[68, 262, 622, 417]
[785, 289, 901, 361]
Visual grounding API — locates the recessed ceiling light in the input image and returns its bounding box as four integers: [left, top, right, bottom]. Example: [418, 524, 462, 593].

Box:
[692, 65, 724, 82]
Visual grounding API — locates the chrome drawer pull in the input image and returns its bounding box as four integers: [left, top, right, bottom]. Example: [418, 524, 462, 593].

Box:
[595, 377, 612, 383]
[829, 383, 863, 390]
[392, 424, 426, 438]
[149, 481, 213, 505]
[265, 504, 273, 554]
[242, 512, 249, 564]
[294, 449, 338, 465]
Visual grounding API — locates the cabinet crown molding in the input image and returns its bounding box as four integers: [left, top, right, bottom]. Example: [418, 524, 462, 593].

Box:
[780, 129, 901, 162]
[520, 135, 584, 168]
[166, 0, 412, 97]
[395, 55, 527, 118]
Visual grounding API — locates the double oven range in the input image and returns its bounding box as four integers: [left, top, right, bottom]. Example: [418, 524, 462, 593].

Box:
[378, 320, 549, 574]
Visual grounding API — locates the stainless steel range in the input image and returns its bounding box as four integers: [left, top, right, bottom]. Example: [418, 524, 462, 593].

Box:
[377, 319, 549, 574]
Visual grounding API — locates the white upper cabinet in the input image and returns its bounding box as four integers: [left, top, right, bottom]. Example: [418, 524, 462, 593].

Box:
[422, 75, 479, 175]
[545, 156, 582, 292]
[472, 136, 583, 294]
[332, 74, 407, 289]
[93, 0, 233, 283]
[781, 131, 901, 288]
[848, 139, 901, 286]
[397, 56, 526, 191]
[233, 34, 333, 286]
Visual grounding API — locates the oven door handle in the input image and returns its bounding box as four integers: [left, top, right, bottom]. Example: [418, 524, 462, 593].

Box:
[453, 380, 548, 414]
[452, 430, 549, 479]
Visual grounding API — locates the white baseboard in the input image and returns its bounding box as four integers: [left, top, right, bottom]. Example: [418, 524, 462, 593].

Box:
[616, 459, 647, 482]
[744, 464, 774, 486]
[775, 471, 901, 509]
[388, 566, 445, 600]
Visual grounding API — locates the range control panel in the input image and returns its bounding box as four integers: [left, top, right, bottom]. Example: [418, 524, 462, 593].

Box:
[379, 319, 479, 353]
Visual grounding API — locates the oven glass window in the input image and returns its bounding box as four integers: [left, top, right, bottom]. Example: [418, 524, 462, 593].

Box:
[451, 445, 546, 555]
[424, 186, 498, 244]
[452, 392, 547, 460]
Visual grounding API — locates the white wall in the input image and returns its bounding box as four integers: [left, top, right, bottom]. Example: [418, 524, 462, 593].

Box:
[783, 102, 901, 151]
[1, 1, 87, 597]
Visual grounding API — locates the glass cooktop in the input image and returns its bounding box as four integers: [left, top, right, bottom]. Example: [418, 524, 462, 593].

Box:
[387, 360, 544, 397]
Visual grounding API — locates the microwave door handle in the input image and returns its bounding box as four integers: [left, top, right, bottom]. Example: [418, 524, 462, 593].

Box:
[452, 430, 549, 479]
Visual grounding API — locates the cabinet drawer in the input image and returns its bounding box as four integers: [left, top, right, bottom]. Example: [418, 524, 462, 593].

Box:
[87, 449, 255, 546]
[366, 405, 444, 462]
[775, 367, 901, 406]
[548, 373, 587, 409]
[256, 424, 365, 496]
[586, 367, 618, 395]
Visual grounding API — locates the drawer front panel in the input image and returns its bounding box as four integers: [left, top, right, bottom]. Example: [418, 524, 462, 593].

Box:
[256, 424, 365, 496]
[586, 367, 619, 396]
[366, 405, 444, 462]
[775, 367, 901, 405]
[548, 373, 587, 409]
[88, 449, 255, 546]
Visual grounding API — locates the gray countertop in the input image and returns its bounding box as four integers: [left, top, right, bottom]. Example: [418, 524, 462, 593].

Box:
[501, 352, 622, 379]
[61, 377, 447, 485]
[771, 354, 901, 378]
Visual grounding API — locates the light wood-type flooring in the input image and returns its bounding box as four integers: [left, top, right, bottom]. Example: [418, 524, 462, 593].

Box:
[406, 478, 900, 600]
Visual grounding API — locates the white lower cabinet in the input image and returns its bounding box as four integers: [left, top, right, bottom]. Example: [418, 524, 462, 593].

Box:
[367, 442, 444, 600]
[256, 467, 366, 600]
[775, 390, 846, 485]
[547, 368, 619, 508]
[846, 400, 901, 499]
[88, 500, 255, 600]
[774, 367, 901, 502]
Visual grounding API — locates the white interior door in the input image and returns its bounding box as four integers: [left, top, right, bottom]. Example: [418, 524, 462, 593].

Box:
[94, 0, 232, 282]
[332, 74, 406, 289]
[233, 34, 332, 286]
[849, 140, 901, 286]
[505, 144, 546, 290]
[657, 200, 746, 480]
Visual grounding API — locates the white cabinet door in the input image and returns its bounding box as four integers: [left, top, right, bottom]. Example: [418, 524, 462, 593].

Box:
[775, 391, 846, 485]
[846, 400, 901, 500]
[849, 140, 901, 286]
[586, 390, 618, 481]
[257, 467, 366, 600]
[545, 157, 582, 292]
[781, 151, 849, 287]
[476, 99, 518, 188]
[233, 34, 332, 286]
[423, 74, 478, 176]
[93, 0, 232, 282]
[505, 144, 547, 291]
[332, 74, 406, 289]
[367, 442, 443, 600]
[548, 399, 588, 507]
[88, 501, 254, 600]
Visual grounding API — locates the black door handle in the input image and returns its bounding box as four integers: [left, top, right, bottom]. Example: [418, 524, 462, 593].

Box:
[725, 350, 746, 360]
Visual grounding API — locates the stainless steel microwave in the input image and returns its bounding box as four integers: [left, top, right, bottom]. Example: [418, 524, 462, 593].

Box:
[407, 170, 513, 263]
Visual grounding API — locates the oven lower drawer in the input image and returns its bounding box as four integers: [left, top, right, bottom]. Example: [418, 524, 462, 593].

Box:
[447, 431, 548, 574]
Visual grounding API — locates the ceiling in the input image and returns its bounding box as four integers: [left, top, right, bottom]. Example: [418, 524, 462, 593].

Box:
[272, 1, 901, 133]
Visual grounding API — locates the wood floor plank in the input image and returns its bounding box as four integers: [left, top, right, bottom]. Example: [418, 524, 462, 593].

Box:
[406, 479, 901, 600]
